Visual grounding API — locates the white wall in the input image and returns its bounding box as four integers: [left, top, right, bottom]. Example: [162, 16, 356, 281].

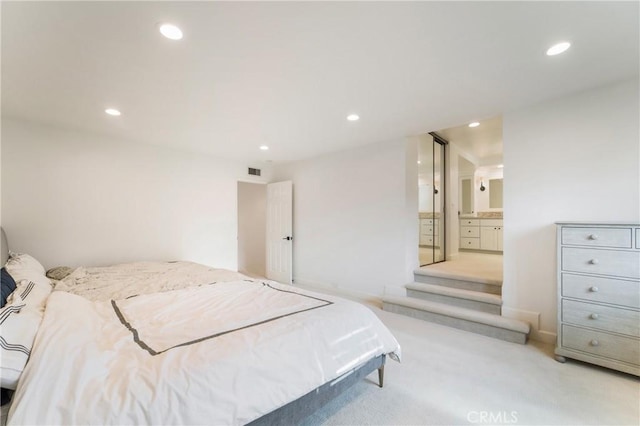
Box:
[237, 182, 266, 276]
[1, 118, 270, 269]
[446, 145, 460, 256]
[502, 78, 640, 342]
[273, 138, 418, 297]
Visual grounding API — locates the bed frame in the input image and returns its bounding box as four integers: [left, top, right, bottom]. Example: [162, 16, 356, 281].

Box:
[0, 227, 388, 423]
[250, 354, 385, 425]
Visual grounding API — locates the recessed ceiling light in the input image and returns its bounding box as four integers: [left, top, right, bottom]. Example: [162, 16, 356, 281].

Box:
[347, 114, 360, 121]
[259, 145, 269, 151]
[546, 41, 571, 56]
[105, 108, 121, 116]
[159, 23, 183, 40]
[417, 160, 421, 165]
[468, 122, 480, 128]
[497, 164, 504, 168]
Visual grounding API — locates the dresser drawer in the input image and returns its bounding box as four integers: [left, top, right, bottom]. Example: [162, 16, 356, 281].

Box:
[421, 236, 439, 246]
[460, 238, 480, 249]
[562, 273, 640, 308]
[460, 226, 480, 238]
[561, 227, 632, 249]
[562, 325, 640, 365]
[460, 219, 479, 227]
[562, 247, 640, 279]
[421, 226, 438, 236]
[422, 219, 434, 225]
[562, 300, 640, 337]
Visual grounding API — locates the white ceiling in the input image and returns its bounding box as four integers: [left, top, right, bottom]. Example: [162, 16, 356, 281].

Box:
[2, 2, 638, 164]
[437, 116, 503, 166]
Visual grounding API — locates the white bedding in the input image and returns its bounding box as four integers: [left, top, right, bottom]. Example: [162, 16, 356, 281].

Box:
[8, 279, 400, 425]
[54, 261, 247, 301]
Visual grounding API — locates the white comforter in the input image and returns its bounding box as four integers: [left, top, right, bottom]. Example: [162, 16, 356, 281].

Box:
[54, 261, 247, 301]
[8, 279, 400, 425]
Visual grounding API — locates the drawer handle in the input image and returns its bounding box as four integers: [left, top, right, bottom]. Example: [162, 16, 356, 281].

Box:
[588, 234, 598, 240]
[589, 286, 599, 293]
[590, 339, 599, 347]
[589, 313, 599, 320]
[588, 259, 599, 265]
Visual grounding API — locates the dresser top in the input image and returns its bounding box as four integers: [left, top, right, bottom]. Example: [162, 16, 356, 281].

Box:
[556, 221, 640, 226]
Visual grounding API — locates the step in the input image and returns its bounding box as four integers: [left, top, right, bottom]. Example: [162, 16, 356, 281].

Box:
[414, 268, 502, 295]
[405, 282, 502, 315]
[382, 296, 530, 344]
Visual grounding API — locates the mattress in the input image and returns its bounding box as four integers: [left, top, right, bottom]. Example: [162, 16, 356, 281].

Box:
[8, 276, 400, 425]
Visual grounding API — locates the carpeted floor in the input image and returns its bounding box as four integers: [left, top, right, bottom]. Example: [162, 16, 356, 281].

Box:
[419, 252, 503, 283]
[301, 305, 640, 426]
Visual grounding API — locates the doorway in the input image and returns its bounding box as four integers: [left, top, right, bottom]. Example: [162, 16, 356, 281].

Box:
[418, 133, 447, 266]
[237, 180, 294, 284]
[237, 181, 267, 278]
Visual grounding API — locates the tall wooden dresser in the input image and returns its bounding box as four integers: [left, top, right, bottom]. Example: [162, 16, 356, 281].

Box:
[555, 222, 640, 376]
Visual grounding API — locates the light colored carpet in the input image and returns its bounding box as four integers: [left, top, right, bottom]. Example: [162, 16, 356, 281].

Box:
[418, 247, 443, 266]
[420, 252, 503, 284]
[302, 305, 640, 426]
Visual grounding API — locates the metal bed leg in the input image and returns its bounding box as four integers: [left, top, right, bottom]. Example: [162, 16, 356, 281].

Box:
[377, 365, 384, 388]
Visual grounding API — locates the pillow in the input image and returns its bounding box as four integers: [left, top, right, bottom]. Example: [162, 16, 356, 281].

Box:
[46, 266, 75, 281]
[4, 253, 50, 289]
[1, 268, 17, 308]
[6, 252, 46, 275]
[0, 279, 51, 390]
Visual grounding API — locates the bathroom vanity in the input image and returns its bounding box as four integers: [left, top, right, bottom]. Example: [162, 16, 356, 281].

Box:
[459, 215, 503, 253]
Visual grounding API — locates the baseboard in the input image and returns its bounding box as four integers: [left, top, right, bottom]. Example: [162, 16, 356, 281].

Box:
[293, 277, 382, 307]
[534, 330, 557, 345]
[502, 306, 557, 344]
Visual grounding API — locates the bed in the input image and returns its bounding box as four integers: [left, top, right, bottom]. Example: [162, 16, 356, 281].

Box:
[0, 228, 400, 425]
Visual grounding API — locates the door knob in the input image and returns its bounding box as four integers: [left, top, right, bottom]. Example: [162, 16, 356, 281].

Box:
[282, 236, 292, 241]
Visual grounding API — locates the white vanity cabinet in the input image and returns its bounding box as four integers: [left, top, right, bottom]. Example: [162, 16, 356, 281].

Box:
[460, 218, 503, 252]
[459, 218, 480, 250]
[480, 219, 503, 251]
[555, 222, 640, 376]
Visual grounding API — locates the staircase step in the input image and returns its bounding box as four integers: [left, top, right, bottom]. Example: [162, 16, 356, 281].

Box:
[382, 296, 530, 344]
[414, 268, 502, 295]
[405, 282, 502, 314]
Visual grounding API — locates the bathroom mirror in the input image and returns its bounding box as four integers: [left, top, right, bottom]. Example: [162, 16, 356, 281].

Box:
[460, 178, 472, 214]
[489, 178, 503, 208]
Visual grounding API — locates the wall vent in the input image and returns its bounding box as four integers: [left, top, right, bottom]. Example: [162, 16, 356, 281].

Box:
[248, 167, 261, 176]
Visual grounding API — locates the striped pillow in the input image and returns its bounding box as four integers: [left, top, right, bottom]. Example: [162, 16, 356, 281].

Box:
[0, 280, 51, 390]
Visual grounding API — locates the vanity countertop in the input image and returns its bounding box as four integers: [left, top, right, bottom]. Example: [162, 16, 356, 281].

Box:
[460, 212, 503, 219]
[419, 212, 441, 219]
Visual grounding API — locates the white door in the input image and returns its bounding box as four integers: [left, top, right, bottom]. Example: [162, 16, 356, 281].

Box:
[266, 180, 293, 284]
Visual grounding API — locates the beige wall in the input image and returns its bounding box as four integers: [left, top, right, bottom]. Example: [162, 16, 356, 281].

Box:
[273, 138, 418, 297]
[502, 78, 640, 342]
[1, 118, 269, 269]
